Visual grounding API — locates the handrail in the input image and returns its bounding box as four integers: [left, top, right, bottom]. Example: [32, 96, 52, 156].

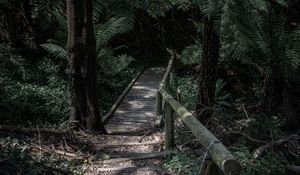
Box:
[156, 50, 175, 120]
[160, 89, 241, 175]
[159, 50, 175, 90]
[156, 51, 241, 175]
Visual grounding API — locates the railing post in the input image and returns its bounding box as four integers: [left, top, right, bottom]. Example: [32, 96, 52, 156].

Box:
[176, 88, 181, 103]
[156, 91, 162, 116]
[202, 160, 223, 175]
[165, 103, 174, 149]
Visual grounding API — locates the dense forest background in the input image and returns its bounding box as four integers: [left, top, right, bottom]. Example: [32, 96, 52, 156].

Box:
[0, 0, 299, 174]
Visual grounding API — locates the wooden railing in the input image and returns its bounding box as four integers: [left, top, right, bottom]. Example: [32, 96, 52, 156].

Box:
[156, 51, 242, 175]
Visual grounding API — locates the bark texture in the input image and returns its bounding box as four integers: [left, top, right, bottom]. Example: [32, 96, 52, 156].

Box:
[67, 0, 106, 132]
[196, 16, 220, 122]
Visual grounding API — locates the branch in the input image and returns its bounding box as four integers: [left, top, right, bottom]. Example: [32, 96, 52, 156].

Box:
[227, 131, 267, 144]
[253, 134, 300, 158]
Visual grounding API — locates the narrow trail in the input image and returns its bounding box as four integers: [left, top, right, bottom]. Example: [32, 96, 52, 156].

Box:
[85, 68, 171, 175]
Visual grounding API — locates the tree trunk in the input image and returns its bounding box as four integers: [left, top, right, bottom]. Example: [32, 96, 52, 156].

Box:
[196, 16, 220, 122]
[262, 62, 285, 115]
[66, 0, 106, 132]
[262, 5, 286, 116]
[21, 0, 39, 49]
[4, 1, 25, 48]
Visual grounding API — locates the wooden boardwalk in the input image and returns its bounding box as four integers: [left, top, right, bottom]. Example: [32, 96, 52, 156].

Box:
[86, 67, 172, 175]
[105, 67, 165, 134]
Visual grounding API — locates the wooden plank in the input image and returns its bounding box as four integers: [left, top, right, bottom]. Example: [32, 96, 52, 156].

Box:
[102, 70, 144, 123]
[107, 121, 150, 125]
[112, 114, 154, 118]
[100, 151, 175, 163]
[115, 109, 156, 112]
[113, 112, 154, 116]
[159, 89, 241, 175]
[118, 103, 156, 107]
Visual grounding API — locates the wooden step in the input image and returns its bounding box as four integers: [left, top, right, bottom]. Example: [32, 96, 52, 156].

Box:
[100, 151, 174, 164]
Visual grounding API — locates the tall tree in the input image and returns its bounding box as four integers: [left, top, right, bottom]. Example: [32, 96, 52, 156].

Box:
[196, 1, 221, 122]
[67, 0, 106, 132]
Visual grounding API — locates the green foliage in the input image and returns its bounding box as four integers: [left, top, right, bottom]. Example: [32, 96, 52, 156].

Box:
[41, 6, 136, 77]
[179, 42, 202, 65]
[233, 147, 285, 175]
[0, 45, 69, 127]
[0, 137, 83, 175]
[225, 0, 300, 75]
[40, 43, 68, 61]
[0, 44, 27, 79]
[169, 73, 198, 110]
[1, 80, 68, 126]
[164, 153, 200, 175]
[95, 17, 134, 48]
[215, 79, 231, 108]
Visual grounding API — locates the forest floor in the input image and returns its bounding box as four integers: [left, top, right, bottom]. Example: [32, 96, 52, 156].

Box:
[0, 129, 173, 175]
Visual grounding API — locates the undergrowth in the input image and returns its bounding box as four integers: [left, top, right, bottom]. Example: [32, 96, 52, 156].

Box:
[0, 44, 139, 128]
[0, 136, 83, 175]
[165, 69, 298, 175]
[164, 153, 200, 175]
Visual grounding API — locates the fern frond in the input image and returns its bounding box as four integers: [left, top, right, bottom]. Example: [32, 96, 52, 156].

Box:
[93, 0, 108, 23]
[285, 49, 300, 70]
[249, 0, 268, 13]
[52, 10, 67, 32]
[180, 43, 202, 65]
[290, 26, 300, 43]
[146, 0, 173, 17]
[99, 52, 135, 76]
[95, 17, 134, 48]
[202, 0, 223, 20]
[41, 43, 67, 60]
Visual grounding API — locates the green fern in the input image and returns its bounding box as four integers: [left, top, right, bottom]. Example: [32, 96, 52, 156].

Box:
[180, 43, 202, 65]
[95, 17, 134, 48]
[40, 43, 68, 60]
[101, 54, 135, 76]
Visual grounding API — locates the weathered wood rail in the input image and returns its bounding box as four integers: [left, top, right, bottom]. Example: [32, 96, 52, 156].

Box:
[156, 51, 242, 175]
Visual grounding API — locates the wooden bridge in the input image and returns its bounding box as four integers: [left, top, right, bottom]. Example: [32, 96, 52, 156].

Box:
[95, 53, 241, 175]
[105, 67, 165, 134]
